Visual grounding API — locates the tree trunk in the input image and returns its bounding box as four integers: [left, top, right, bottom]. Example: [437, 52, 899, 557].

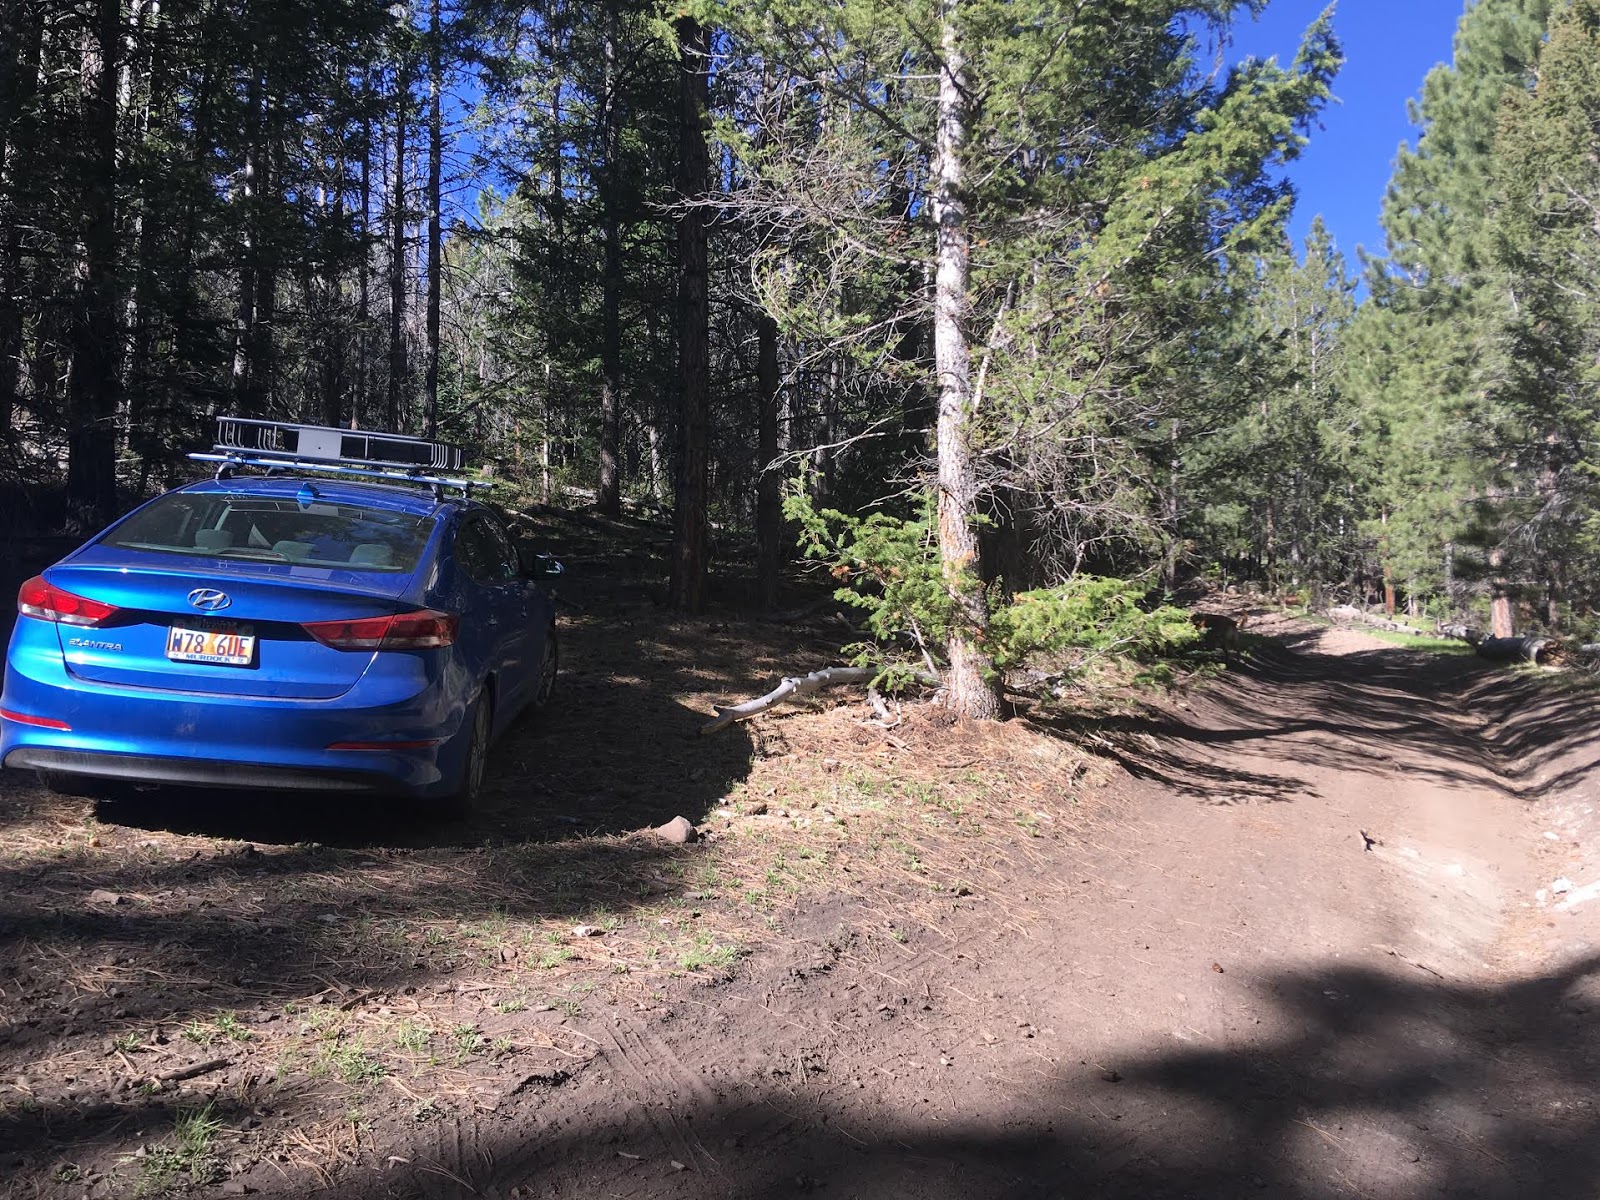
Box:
[232, 66, 264, 415]
[319, 186, 344, 427]
[387, 60, 410, 431]
[930, 5, 1002, 720]
[596, 0, 622, 517]
[1489, 543, 1514, 638]
[65, 0, 123, 530]
[667, 16, 711, 613]
[0, 0, 42, 439]
[756, 312, 781, 609]
[252, 128, 279, 414]
[1162, 419, 1180, 589]
[356, 74, 372, 428]
[423, 0, 442, 437]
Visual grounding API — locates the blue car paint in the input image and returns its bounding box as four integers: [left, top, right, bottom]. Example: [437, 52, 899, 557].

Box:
[0, 476, 556, 799]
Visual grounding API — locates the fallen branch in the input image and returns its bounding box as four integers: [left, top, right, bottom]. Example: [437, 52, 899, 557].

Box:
[157, 1057, 231, 1083]
[865, 686, 900, 728]
[700, 666, 939, 735]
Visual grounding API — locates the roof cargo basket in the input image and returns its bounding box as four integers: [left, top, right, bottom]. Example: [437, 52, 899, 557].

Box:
[190, 417, 486, 499]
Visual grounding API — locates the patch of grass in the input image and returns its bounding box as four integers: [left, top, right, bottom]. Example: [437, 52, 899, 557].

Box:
[494, 996, 527, 1015]
[1361, 627, 1475, 654]
[180, 1019, 215, 1047]
[537, 947, 575, 970]
[333, 1045, 387, 1085]
[393, 1021, 431, 1053]
[176, 1009, 254, 1046]
[309, 1037, 387, 1085]
[679, 936, 741, 973]
[129, 1104, 223, 1197]
[451, 1024, 484, 1060]
[112, 1031, 145, 1054]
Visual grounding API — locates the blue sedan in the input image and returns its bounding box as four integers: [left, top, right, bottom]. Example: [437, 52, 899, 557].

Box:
[0, 461, 558, 805]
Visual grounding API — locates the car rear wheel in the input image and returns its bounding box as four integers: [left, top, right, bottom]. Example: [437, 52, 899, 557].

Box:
[452, 691, 493, 810]
[532, 628, 558, 711]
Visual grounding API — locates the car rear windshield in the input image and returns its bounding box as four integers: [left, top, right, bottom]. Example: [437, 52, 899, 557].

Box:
[103, 492, 435, 572]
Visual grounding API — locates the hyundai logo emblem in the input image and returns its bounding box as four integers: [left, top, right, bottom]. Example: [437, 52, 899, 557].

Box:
[187, 588, 232, 611]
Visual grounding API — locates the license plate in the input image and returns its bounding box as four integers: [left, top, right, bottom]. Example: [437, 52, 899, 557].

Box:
[165, 621, 256, 666]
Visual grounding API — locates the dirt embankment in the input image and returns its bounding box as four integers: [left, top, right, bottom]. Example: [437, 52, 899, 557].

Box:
[3, 521, 1599, 1199]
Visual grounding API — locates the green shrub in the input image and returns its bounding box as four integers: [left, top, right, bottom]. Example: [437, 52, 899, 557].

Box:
[785, 484, 1199, 684]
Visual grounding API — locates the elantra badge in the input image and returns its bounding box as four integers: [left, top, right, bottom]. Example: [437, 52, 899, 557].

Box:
[187, 588, 232, 611]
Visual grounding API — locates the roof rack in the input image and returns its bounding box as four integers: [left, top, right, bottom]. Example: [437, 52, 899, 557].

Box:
[188, 417, 489, 500]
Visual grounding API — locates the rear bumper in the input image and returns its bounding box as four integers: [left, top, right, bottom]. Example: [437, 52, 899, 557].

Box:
[4, 747, 381, 791]
[1, 627, 473, 798]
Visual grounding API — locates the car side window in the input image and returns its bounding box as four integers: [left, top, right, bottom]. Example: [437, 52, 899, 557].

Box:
[482, 516, 522, 580]
[455, 516, 517, 584]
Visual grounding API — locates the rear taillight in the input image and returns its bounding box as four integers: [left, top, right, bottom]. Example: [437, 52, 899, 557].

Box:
[0, 707, 72, 731]
[303, 609, 458, 651]
[17, 575, 120, 627]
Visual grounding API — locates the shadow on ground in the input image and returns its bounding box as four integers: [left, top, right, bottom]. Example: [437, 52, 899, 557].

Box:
[152, 952, 1600, 1199]
[0, 511, 821, 1153]
[1038, 637, 1600, 808]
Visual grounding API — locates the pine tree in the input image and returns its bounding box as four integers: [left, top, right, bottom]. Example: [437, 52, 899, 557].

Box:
[1483, 0, 1600, 628]
[1355, 0, 1553, 631]
[708, 0, 1338, 715]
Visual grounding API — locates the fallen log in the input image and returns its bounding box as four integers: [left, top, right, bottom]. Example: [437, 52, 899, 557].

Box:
[700, 666, 940, 735]
[1475, 636, 1564, 666]
[1436, 623, 1486, 646]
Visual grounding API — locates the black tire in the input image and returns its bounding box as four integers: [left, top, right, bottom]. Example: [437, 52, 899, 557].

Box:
[452, 691, 493, 810]
[531, 627, 558, 712]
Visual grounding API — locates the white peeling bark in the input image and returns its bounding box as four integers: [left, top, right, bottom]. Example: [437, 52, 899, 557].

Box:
[931, 4, 1003, 720]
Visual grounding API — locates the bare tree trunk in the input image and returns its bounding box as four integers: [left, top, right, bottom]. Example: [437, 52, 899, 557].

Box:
[387, 57, 410, 431]
[930, 5, 1002, 720]
[596, 0, 622, 516]
[0, 0, 43, 439]
[66, 0, 122, 529]
[1162, 419, 1180, 589]
[252, 128, 279, 414]
[319, 184, 344, 427]
[668, 16, 711, 613]
[356, 74, 372, 428]
[423, 0, 442, 437]
[1489, 544, 1514, 638]
[232, 66, 264, 414]
[756, 312, 781, 609]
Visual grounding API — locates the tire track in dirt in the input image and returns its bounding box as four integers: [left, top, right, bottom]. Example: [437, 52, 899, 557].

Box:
[314, 623, 1600, 1199]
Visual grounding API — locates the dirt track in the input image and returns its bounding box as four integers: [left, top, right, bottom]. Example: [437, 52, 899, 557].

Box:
[5, 594, 1600, 1199]
[304, 619, 1600, 1200]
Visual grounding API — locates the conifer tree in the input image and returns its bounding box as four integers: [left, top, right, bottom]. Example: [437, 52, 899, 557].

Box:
[1354, 0, 1553, 630]
[1483, 0, 1600, 628]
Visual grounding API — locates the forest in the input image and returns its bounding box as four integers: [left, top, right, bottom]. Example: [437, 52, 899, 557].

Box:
[1, 0, 1597, 717]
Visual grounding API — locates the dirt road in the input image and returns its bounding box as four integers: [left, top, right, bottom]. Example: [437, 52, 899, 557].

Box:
[304, 620, 1600, 1200]
[5, 593, 1599, 1200]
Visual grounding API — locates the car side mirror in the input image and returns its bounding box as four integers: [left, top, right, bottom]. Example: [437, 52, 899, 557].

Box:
[520, 547, 565, 579]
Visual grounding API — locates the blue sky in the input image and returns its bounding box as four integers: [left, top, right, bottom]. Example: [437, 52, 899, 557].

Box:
[1228, 0, 1467, 265]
